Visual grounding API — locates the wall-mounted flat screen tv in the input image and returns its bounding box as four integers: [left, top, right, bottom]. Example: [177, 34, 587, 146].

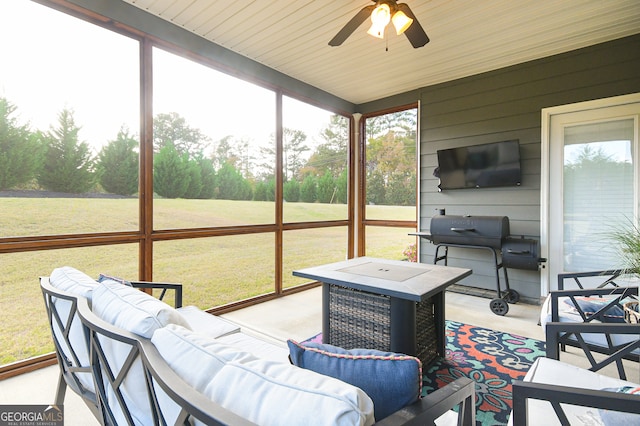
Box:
[436, 140, 521, 190]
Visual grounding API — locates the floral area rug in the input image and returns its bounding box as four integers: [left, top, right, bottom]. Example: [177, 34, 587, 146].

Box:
[303, 320, 545, 425]
[423, 320, 545, 426]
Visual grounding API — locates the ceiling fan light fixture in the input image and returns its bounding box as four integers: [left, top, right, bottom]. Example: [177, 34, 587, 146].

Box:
[367, 3, 391, 39]
[391, 10, 413, 35]
[328, 0, 429, 48]
[367, 22, 386, 39]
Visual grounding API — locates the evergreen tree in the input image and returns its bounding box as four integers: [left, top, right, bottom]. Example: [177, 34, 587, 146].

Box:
[0, 97, 44, 190]
[335, 168, 348, 204]
[265, 177, 276, 201]
[196, 156, 216, 199]
[239, 177, 253, 200]
[153, 143, 190, 198]
[283, 179, 300, 202]
[300, 174, 317, 203]
[97, 127, 139, 196]
[38, 108, 95, 193]
[317, 171, 335, 203]
[217, 161, 252, 200]
[253, 181, 268, 201]
[183, 159, 204, 199]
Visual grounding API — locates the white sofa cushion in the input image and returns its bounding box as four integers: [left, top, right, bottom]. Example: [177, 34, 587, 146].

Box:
[151, 325, 374, 426]
[152, 325, 258, 390]
[50, 266, 98, 300]
[151, 325, 259, 424]
[92, 280, 191, 338]
[205, 358, 375, 426]
[216, 331, 289, 362]
[176, 305, 241, 338]
[508, 357, 640, 425]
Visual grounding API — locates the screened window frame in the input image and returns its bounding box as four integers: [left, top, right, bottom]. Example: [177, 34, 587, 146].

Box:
[358, 104, 420, 257]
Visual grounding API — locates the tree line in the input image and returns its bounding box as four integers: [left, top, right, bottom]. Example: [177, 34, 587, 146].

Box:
[0, 96, 416, 206]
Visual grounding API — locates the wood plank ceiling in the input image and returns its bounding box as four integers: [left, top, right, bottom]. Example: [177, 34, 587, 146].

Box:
[122, 0, 640, 105]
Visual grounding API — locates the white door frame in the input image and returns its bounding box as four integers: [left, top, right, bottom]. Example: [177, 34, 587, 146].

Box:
[540, 92, 640, 296]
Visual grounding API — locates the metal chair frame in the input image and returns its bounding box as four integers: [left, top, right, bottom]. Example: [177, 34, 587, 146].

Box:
[547, 270, 639, 379]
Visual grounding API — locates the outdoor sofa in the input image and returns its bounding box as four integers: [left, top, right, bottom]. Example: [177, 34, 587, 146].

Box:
[41, 266, 475, 425]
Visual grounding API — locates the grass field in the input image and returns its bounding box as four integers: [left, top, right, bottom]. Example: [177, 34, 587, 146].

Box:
[0, 197, 415, 365]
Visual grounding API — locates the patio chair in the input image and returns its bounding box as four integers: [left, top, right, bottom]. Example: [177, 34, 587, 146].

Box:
[540, 270, 639, 380]
[511, 357, 640, 425]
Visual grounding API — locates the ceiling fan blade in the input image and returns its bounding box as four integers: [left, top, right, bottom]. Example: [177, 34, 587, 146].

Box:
[328, 5, 375, 46]
[397, 3, 429, 48]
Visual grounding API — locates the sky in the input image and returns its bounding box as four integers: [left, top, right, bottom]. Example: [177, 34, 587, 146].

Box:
[0, 0, 334, 155]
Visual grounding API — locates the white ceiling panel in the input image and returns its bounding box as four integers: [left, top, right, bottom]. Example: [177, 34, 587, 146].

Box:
[122, 0, 640, 104]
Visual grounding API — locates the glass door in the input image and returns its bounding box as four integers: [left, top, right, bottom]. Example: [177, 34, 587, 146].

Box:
[543, 94, 640, 292]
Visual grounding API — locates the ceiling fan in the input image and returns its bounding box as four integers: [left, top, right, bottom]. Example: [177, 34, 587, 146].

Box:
[329, 0, 429, 48]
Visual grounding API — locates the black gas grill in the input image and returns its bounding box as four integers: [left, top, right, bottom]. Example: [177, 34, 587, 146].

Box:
[414, 214, 544, 316]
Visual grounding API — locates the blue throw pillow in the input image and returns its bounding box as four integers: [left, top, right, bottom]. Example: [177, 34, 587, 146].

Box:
[598, 386, 640, 425]
[287, 340, 421, 421]
[563, 296, 626, 323]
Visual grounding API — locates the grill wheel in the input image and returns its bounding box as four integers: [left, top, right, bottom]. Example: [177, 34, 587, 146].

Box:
[490, 298, 509, 316]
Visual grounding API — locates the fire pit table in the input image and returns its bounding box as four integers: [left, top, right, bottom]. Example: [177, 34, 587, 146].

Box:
[293, 257, 471, 365]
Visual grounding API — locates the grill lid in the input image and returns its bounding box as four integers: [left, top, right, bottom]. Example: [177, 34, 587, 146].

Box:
[429, 215, 509, 249]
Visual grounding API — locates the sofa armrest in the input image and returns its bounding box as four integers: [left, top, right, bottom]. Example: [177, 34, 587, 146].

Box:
[374, 377, 475, 426]
[130, 281, 183, 308]
[512, 380, 640, 426]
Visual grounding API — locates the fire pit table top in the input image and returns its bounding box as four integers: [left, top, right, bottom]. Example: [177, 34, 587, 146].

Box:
[293, 256, 471, 302]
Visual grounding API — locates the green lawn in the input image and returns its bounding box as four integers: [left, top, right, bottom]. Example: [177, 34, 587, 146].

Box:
[0, 197, 415, 365]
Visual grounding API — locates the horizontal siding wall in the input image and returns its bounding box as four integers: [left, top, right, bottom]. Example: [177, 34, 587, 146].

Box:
[418, 34, 640, 302]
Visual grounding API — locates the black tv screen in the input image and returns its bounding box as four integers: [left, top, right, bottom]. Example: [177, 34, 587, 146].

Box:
[436, 140, 521, 190]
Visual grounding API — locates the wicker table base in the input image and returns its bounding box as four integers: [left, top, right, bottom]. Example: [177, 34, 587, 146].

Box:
[328, 284, 438, 365]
